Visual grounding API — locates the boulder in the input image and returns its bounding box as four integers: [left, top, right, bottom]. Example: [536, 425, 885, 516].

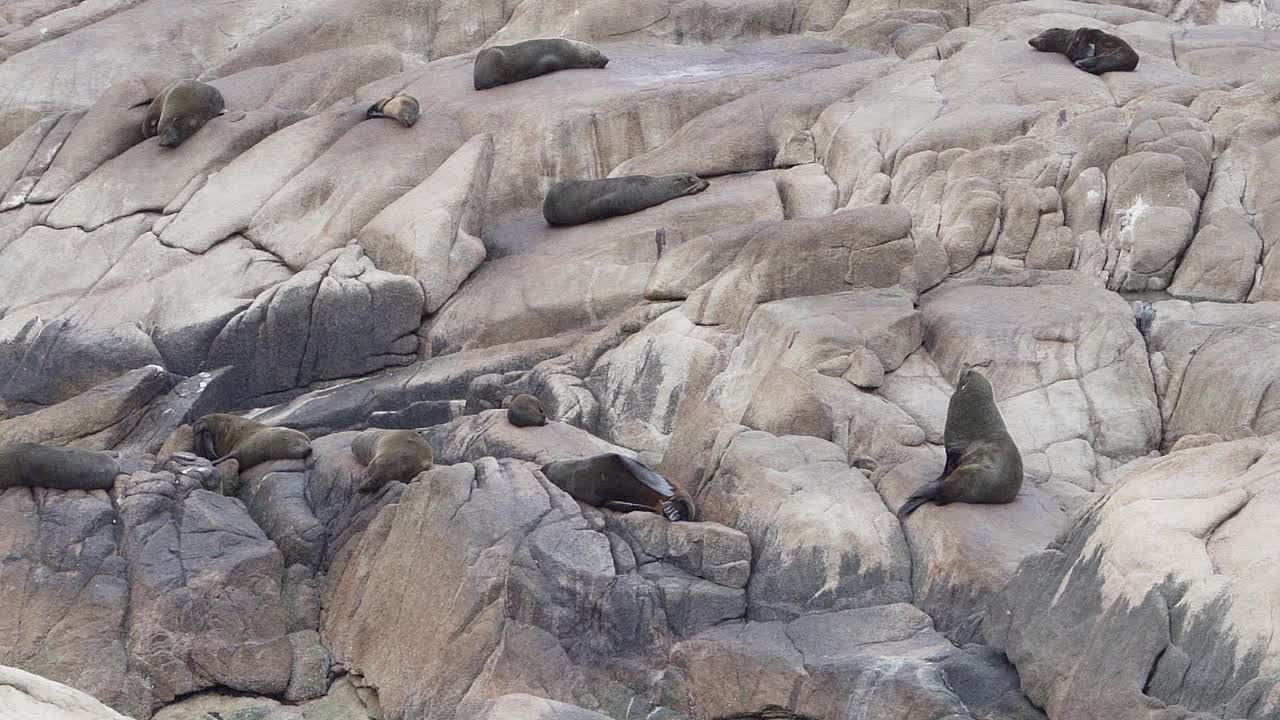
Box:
[697, 427, 912, 620]
[986, 435, 1280, 719]
[0, 365, 174, 448]
[0, 665, 134, 720]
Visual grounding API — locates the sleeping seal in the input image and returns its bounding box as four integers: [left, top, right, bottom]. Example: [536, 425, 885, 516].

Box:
[540, 452, 697, 521]
[474, 38, 609, 90]
[542, 173, 710, 226]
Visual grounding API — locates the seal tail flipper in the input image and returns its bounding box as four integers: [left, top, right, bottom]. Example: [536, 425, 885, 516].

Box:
[602, 500, 654, 514]
[898, 478, 943, 518]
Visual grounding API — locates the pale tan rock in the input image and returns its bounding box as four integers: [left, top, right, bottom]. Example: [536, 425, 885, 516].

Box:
[0, 665, 133, 720]
[987, 435, 1280, 719]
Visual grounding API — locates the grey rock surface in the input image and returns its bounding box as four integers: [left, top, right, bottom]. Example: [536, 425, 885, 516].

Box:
[3, 0, 1280, 717]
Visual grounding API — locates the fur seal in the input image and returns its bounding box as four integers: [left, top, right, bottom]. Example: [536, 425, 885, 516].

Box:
[474, 38, 609, 90]
[142, 79, 226, 147]
[191, 413, 311, 470]
[507, 394, 547, 427]
[898, 367, 1023, 517]
[540, 453, 696, 521]
[350, 428, 434, 492]
[543, 174, 710, 227]
[0, 443, 121, 491]
[366, 93, 420, 128]
[1028, 27, 1138, 74]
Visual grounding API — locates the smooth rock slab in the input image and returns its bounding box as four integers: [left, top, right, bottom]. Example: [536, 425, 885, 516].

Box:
[1149, 300, 1280, 450]
[669, 603, 1045, 719]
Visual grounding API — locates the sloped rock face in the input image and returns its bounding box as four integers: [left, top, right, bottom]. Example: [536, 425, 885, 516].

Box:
[986, 435, 1280, 720]
[4, 0, 1280, 718]
[323, 457, 752, 719]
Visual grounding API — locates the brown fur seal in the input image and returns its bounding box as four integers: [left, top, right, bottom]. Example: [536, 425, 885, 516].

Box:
[1028, 27, 1138, 74]
[143, 79, 226, 147]
[0, 443, 121, 491]
[474, 38, 609, 90]
[543, 174, 710, 227]
[899, 368, 1023, 517]
[350, 428, 434, 492]
[507, 394, 547, 427]
[192, 413, 311, 470]
[540, 453, 696, 521]
[366, 93, 420, 128]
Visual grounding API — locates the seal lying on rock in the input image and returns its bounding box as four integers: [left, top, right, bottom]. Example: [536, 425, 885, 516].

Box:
[0, 443, 121, 490]
[351, 428, 434, 492]
[542, 174, 710, 226]
[192, 413, 312, 469]
[474, 38, 609, 90]
[898, 367, 1023, 517]
[142, 79, 226, 147]
[506, 394, 547, 427]
[1028, 27, 1138, 74]
[366, 93, 420, 127]
[541, 453, 697, 521]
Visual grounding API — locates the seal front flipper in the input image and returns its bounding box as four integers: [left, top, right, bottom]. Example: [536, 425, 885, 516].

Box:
[662, 494, 696, 521]
[1074, 57, 1102, 74]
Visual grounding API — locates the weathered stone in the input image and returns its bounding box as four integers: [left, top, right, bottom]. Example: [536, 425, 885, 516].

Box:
[986, 435, 1280, 719]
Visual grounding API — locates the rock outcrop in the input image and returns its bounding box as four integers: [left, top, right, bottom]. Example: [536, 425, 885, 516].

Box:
[3, 0, 1280, 717]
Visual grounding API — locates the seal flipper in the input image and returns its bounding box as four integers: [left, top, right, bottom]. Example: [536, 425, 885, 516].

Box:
[662, 495, 696, 522]
[898, 478, 944, 518]
[603, 500, 657, 514]
[612, 454, 677, 497]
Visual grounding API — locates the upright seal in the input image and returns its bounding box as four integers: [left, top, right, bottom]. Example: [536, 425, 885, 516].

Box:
[1028, 27, 1138, 74]
[474, 38, 609, 90]
[0, 443, 121, 490]
[543, 173, 710, 226]
[540, 452, 697, 521]
[192, 413, 312, 470]
[350, 428, 434, 492]
[143, 79, 226, 147]
[898, 367, 1023, 517]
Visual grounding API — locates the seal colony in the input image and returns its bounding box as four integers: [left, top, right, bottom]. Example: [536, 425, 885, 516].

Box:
[898, 368, 1024, 517]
